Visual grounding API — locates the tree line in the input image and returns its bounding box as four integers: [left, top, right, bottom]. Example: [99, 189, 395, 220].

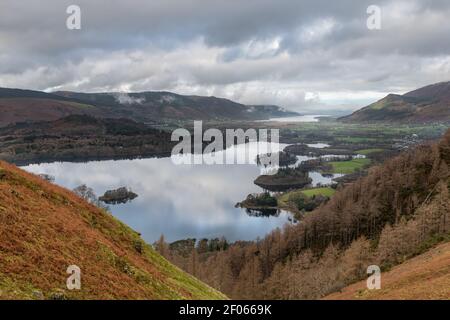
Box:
[156, 129, 450, 299]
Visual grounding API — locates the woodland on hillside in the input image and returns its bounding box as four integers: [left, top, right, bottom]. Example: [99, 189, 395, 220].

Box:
[156, 130, 450, 299]
[0, 115, 174, 165]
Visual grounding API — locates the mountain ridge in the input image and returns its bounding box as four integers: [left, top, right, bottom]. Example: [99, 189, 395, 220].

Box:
[0, 87, 298, 127]
[340, 81, 450, 123]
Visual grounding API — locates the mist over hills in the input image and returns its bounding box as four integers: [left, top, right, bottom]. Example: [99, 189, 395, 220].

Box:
[0, 87, 298, 127]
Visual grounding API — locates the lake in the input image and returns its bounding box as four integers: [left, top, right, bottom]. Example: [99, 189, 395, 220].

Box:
[21, 141, 341, 244]
[262, 115, 330, 123]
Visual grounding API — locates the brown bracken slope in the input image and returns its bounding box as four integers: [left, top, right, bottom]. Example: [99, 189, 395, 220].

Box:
[0, 160, 226, 300]
[325, 242, 450, 300]
[0, 97, 111, 127]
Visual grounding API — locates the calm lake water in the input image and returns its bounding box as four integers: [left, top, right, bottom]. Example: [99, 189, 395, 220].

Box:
[263, 115, 330, 123]
[22, 140, 340, 244]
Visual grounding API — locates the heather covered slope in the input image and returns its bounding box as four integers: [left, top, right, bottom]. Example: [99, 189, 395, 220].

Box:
[0, 161, 226, 299]
[340, 81, 450, 123]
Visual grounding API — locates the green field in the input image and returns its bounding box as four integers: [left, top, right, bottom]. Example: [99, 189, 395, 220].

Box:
[336, 136, 378, 143]
[273, 120, 448, 147]
[328, 158, 371, 174]
[356, 148, 385, 155]
[301, 187, 336, 197]
[277, 187, 336, 208]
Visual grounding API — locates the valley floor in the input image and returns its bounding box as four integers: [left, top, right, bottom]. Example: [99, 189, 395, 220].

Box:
[325, 242, 450, 300]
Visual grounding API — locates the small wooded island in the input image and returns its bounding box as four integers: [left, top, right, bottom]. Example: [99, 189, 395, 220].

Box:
[254, 167, 312, 191]
[99, 187, 138, 204]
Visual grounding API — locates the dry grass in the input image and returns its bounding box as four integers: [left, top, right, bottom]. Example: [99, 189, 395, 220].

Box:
[324, 242, 450, 300]
[0, 160, 226, 300]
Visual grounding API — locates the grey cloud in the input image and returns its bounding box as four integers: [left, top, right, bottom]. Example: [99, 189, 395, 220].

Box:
[0, 0, 450, 112]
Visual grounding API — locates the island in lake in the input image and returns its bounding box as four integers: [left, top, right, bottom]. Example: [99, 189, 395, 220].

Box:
[99, 187, 138, 204]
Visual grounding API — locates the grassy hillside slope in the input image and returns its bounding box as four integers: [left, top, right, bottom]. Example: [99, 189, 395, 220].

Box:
[0, 160, 226, 300]
[325, 242, 450, 300]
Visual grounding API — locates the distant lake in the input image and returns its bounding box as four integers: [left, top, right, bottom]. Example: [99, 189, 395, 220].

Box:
[21, 141, 340, 243]
[307, 143, 331, 149]
[263, 115, 330, 123]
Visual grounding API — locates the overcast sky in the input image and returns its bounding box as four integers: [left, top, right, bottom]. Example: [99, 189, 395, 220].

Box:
[1, 0, 450, 113]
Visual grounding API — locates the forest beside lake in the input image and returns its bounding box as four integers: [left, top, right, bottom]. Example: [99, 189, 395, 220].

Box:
[155, 129, 450, 299]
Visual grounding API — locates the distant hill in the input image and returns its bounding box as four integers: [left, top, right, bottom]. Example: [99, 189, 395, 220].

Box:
[340, 81, 450, 123]
[0, 160, 226, 299]
[0, 87, 298, 127]
[0, 87, 116, 127]
[53, 91, 298, 122]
